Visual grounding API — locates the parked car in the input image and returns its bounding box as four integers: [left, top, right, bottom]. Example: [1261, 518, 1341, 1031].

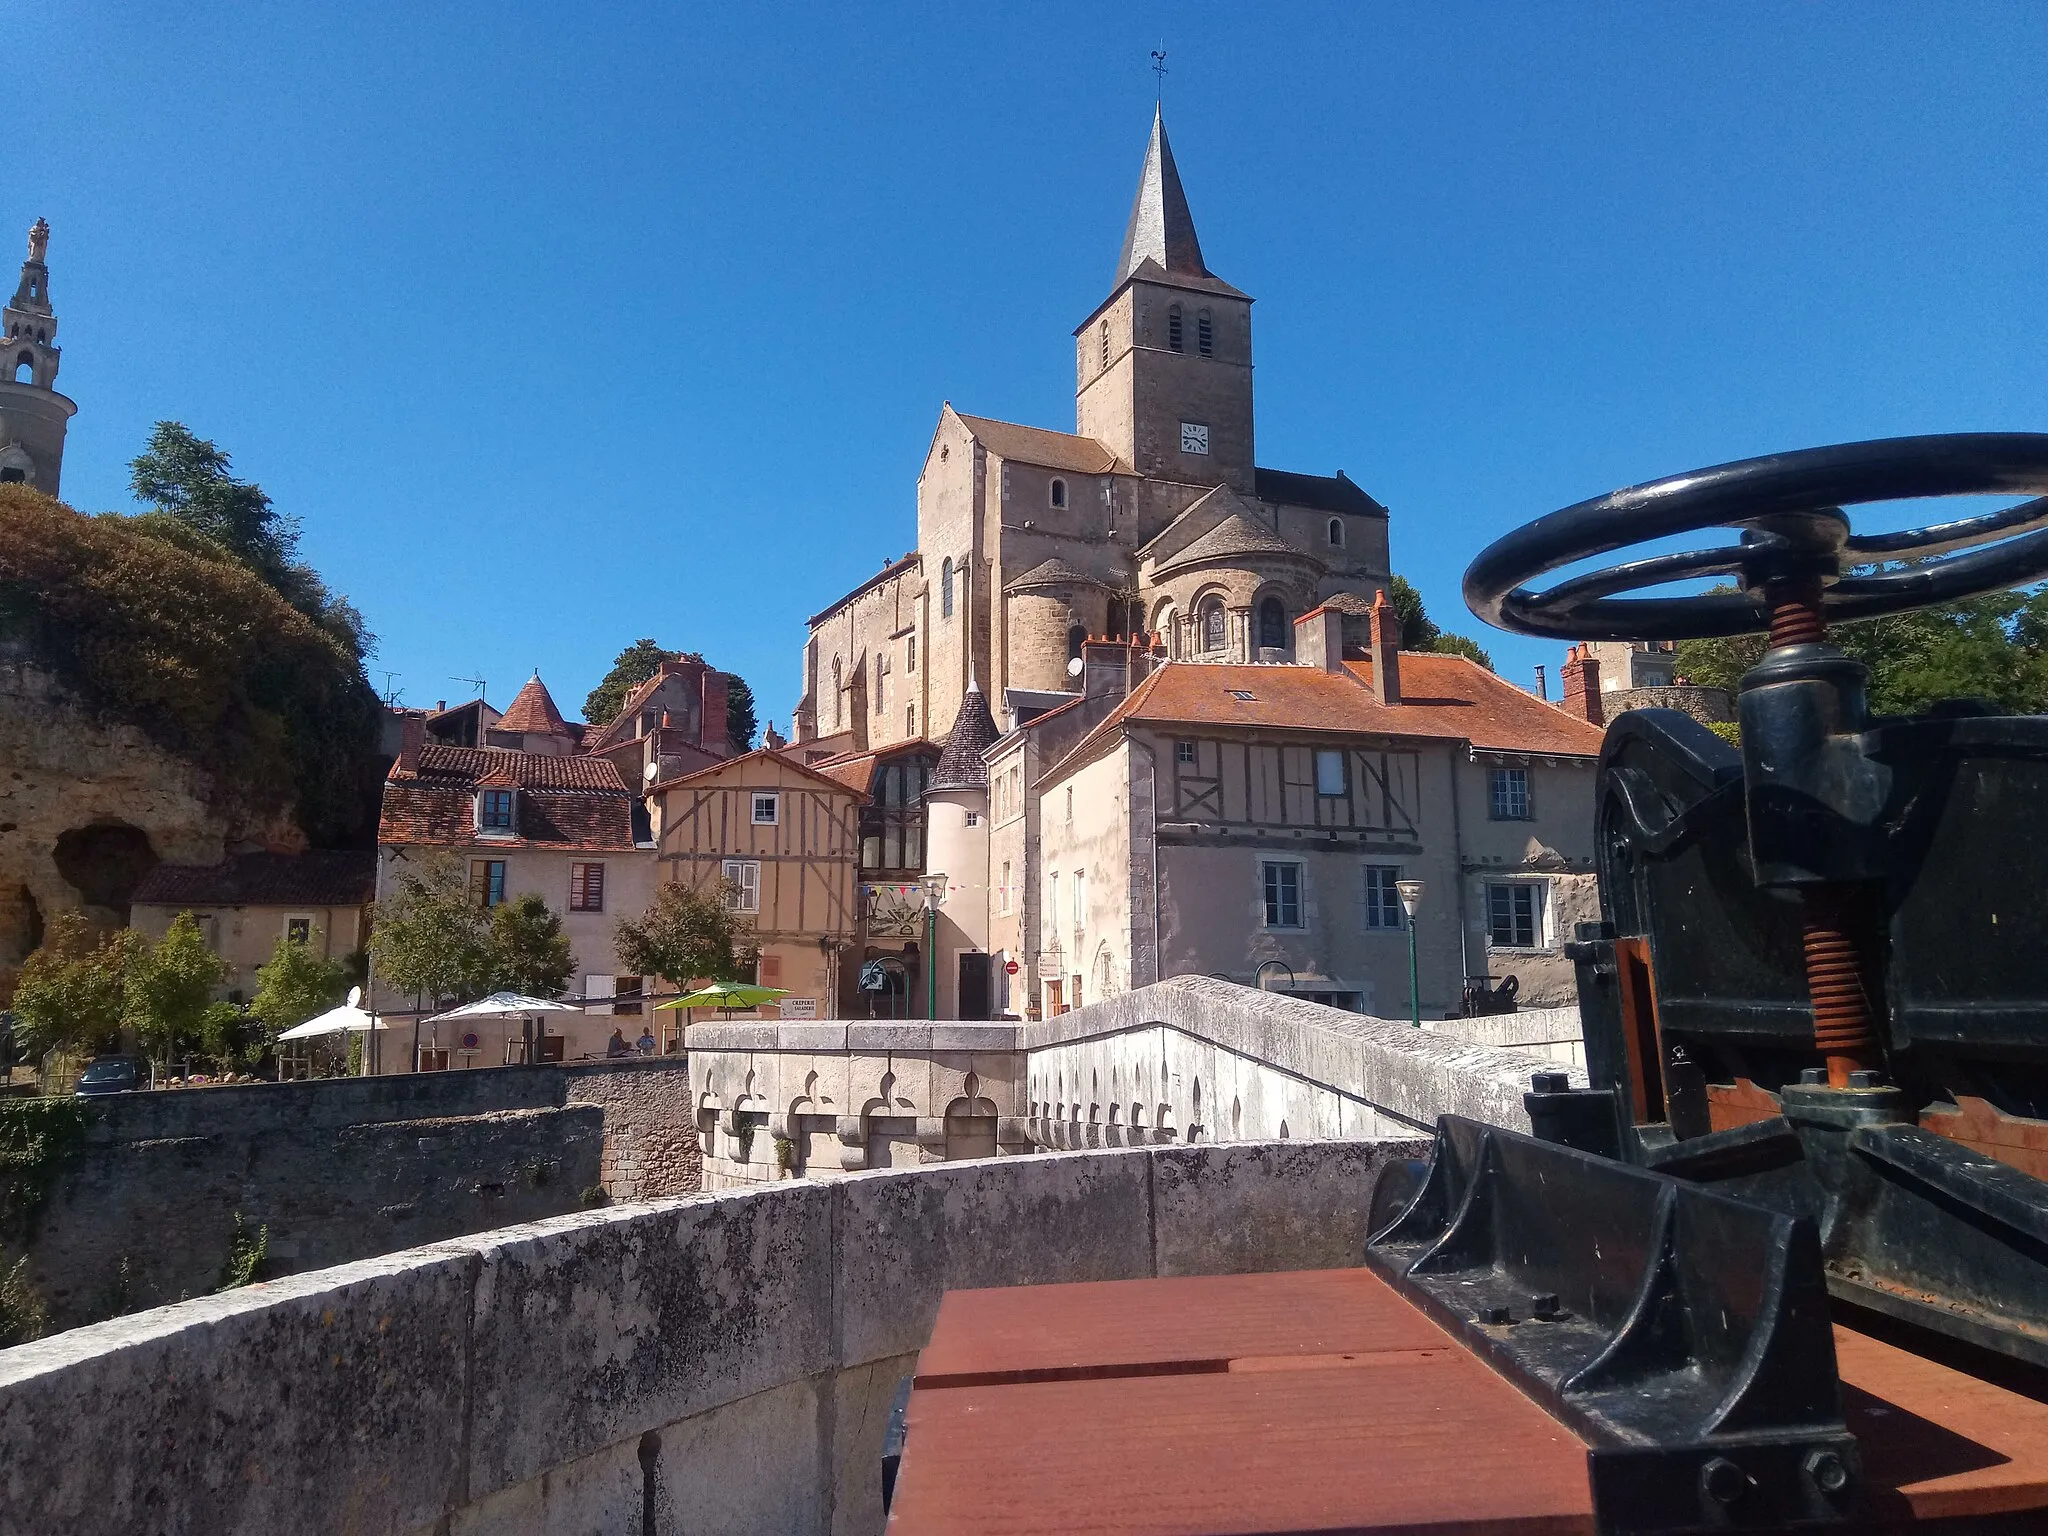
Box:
[74, 1057, 141, 1096]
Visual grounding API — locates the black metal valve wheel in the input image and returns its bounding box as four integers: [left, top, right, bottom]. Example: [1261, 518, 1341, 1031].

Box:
[1462, 433, 2048, 641]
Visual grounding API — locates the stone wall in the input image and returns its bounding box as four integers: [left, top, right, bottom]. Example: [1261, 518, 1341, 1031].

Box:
[1425, 1003, 1585, 1068]
[8, 1067, 604, 1332]
[1605, 684, 1734, 725]
[0, 1136, 1425, 1536]
[561, 1058, 700, 1199]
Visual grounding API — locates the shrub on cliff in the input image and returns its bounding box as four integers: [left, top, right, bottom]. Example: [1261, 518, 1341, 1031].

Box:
[0, 486, 380, 843]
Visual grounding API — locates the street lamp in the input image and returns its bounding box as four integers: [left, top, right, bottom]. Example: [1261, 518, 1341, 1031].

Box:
[921, 872, 948, 1020]
[1396, 880, 1426, 1028]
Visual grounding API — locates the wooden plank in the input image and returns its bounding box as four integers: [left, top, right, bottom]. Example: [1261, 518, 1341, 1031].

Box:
[1837, 1323, 2048, 1521]
[915, 1269, 1450, 1388]
[888, 1355, 1595, 1536]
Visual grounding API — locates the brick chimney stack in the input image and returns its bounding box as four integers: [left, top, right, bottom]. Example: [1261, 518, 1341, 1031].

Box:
[700, 669, 731, 756]
[1561, 645, 1604, 725]
[1292, 606, 1347, 674]
[398, 711, 424, 775]
[1369, 589, 1401, 704]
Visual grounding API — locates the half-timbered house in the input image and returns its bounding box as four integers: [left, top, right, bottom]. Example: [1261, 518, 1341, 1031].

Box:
[648, 749, 866, 1019]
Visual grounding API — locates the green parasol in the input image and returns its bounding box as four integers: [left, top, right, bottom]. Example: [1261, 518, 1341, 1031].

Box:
[655, 981, 791, 1018]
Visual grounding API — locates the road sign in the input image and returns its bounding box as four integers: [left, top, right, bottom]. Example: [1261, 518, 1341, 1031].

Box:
[1005, 960, 1020, 976]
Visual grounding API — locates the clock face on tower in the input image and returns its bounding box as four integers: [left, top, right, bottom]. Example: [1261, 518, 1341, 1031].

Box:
[1180, 421, 1210, 456]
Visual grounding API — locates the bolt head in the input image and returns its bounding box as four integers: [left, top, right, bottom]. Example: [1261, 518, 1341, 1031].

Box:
[1530, 1071, 1570, 1094]
[1799, 1067, 1827, 1085]
[1848, 1069, 1886, 1089]
[1803, 1448, 1852, 1497]
[1700, 1457, 1749, 1506]
[1530, 1292, 1562, 1320]
[1478, 1304, 1512, 1326]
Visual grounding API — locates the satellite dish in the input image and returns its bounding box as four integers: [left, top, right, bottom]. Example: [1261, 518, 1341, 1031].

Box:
[346, 986, 362, 1008]
[644, 759, 659, 781]
[1066, 657, 1084, 677]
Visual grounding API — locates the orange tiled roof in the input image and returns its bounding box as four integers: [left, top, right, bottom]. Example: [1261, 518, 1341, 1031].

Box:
[954, 413, 1135, 476]
[381, 745, 637, 852]
[494, 674, 574, 737]
[1056, 653, 1605, 772]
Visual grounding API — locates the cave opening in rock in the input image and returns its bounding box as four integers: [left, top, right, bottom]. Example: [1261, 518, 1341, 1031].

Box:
[51, 823, 160, 922]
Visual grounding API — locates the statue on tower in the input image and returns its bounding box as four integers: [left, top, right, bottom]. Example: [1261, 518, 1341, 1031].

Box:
[27, 219, 47, 264]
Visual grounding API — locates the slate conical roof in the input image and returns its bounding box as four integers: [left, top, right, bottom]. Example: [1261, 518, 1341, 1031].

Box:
[931, 679, 1000, 791]
[1116, 107, 1209, 285]
[496, 672, 572, 737]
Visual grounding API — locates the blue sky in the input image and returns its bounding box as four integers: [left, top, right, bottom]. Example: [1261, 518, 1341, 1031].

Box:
[18, 4, 2048, 724]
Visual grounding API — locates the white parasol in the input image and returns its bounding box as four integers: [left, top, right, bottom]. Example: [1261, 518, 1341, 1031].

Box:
[277, 986, 385, 1040]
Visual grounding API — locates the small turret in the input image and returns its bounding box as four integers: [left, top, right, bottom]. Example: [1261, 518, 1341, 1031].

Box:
[0, 219, 76, 492]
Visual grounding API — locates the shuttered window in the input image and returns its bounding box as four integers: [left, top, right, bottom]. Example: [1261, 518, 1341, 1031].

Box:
[569, 862, 605, 912]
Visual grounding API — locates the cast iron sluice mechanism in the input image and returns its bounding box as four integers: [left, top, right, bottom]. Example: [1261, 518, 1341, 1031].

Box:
[1366, 432, 2048, 1532]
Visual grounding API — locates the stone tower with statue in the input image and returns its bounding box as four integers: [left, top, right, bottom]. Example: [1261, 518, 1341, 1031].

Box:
[795, 110, 1396, 757]
[0, 219, 76, 495]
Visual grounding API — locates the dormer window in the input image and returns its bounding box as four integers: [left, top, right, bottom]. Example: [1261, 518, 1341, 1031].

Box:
[478, 787, 515, 833]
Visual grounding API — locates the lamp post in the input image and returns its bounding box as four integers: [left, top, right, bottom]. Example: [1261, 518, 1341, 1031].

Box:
[1396, 880, 1426, 1028]
[922, 872, 948, 1021]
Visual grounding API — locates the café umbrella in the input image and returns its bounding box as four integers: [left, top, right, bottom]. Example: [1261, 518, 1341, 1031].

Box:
[422, 992, 583, 1066]
[655, 982, 790, 1019]
[276, 986, 384, 1040]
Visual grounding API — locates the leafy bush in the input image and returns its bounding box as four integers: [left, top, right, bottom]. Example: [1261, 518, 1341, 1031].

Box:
[0, 486, 379, 844]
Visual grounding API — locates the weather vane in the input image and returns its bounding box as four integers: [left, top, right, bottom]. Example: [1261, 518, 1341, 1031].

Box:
[1151, 46, 1168, 102]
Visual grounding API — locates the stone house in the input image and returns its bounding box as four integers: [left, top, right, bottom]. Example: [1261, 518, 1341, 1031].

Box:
[794, 107, 1395, 758]
[373, 714, 657, 1068]
[128, 849, 376, 1002]
[646, 749, 865, 1021]
[579, 656, 730, 792]
[964, 599, 1607, 1019]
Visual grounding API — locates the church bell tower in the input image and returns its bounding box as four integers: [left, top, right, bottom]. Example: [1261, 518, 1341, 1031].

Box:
[0, 219, 77, 494]
[1074, 109, 1255, 494]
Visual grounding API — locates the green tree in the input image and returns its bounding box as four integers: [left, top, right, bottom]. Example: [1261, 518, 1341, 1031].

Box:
[581, 638, 757, 749]
[251, 930, 350, 1040]
[614, 881, 744, 992]
[583, 638, 674, 725]
[8, 914, 135, 1060]
[1388, 575, 1495, 671]
[725, 673, 758, 751]
[487, 894, 575, 998]
[129, 421, 372, 664]
[370, 854, 495, 1008]
[125, 912, 230, 1066]
[1673, 590, 2048, 717]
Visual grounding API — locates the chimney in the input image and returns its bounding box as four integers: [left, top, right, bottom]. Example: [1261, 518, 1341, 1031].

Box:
[398, 711, 424, 774]
[1369, 589, 1401, 704]
[1532, 666, 1546, 702]
[1292, 606, 1346, 674]
[701, 669, 731, 756]
[1562, 645, 1605, 725]
[1082, 637, 1141, 703]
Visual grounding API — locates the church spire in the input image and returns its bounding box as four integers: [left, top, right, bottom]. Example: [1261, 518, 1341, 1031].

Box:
[1113, 106, 1210, 285]
[5, 219, 60, 391]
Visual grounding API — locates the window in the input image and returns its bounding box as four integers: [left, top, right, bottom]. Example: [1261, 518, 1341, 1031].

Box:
[831, 658, 843, 729]
[1073, 870, 1086, 927]
[964, 810, 979, 826]
[907, 634, 916, 672]
[614, 975, 644, 1016]
[907, 705, 916, 735]
[1257, 597, 1287, 651]
[0, 468, 22, 484]
[569, 862, 606, 912]
[586, 973, 615, 1017]
[1099, 320, 1109, 368]
[1261, 862, 1304, 929]
[1328, 518, 1344, 548]
[874, 664, 886, 714]
[479, 788, 514, 830]
[1227, 689, 1256, 702]
[1197, 308, 1213, 356]
[722, 859, 761, 913]
[1065, 785, 1074, 824]
[1168, 304, 1184, 352]
[1176, 740, 1196, 765]
[941, 557, 954, 619]
[1364, 866, 1402, 930]
[1200, 599, 1225, 651]
[1050, 477, 1066, 509]
[1488, 883, 1542, 948]
[1000, 860, 1012, 914]
[1315, 749, 1346, 797]
[752, 793, 779, 825]
[470, 859, 507, 908]
[1048, 871, 1059, 928]
[1490, 767, 1532, 820]
[284, 916, 313, 945]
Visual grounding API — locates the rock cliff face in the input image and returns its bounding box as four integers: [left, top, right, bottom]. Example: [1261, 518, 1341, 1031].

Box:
[0, 657, 301, 996]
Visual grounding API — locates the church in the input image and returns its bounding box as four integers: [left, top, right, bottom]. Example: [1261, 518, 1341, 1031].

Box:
[794, 110, 1395, 755]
